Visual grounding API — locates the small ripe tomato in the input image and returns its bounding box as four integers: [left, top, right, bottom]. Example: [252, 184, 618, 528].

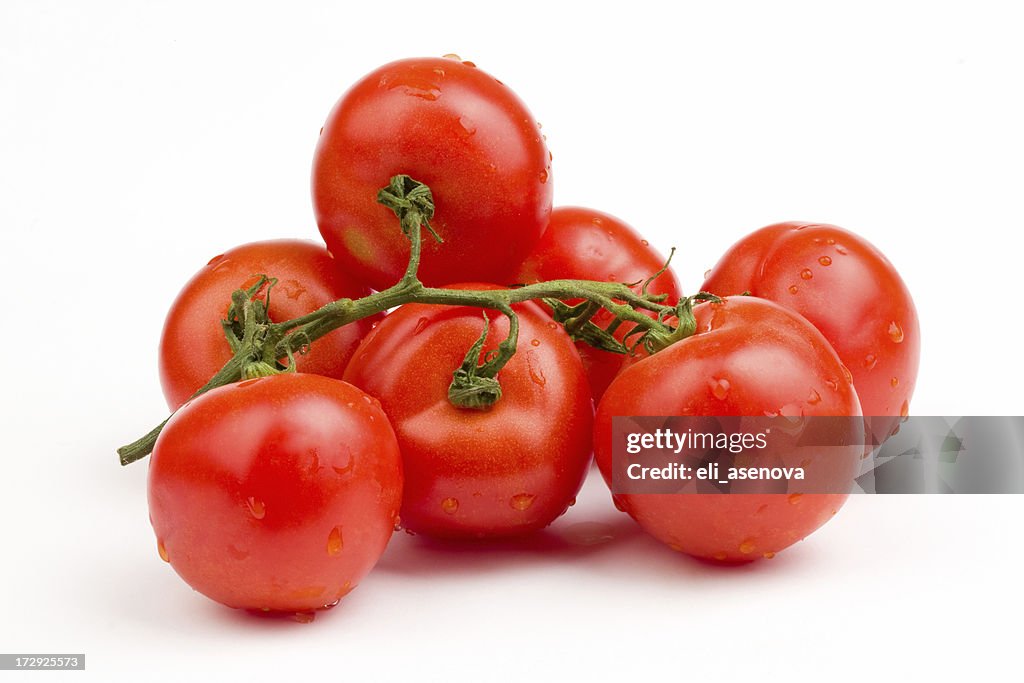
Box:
[594, 297, 863, 562]
[701, 222, 919, 420]
[313, 57, 552, 290]
[148, 373, 403, 612]
[513, 206, 681, 401]
[343, 286, 593, 539]
[159, 239, 375, 410]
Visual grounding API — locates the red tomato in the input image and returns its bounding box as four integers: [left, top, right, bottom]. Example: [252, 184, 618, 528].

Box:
[148, 373, 403, 612]
[594, 297, 863, 562]
[343, 286, 593, 539]
[159, 239, 375, 410]
[312, 57, 552, 290]
[513, 207, 681, 400]
[701, 222, 919, 420]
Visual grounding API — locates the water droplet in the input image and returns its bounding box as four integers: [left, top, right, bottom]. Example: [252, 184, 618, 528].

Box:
[157, 539, 169, 562]
[788, 285, 799, 294]
[888, 321, 904, 343]
[546, 321, 558, 330]
[863, 354, 878, 370]
[396, 84, 441, 100]
[788, 493, 802, 505]
[818, 256, 832, 266]
[704, 269, 712, 279]
[826, 238, 836, 245]
[900, 400, 910, 419]
[807, 389, 821, 405]
[568, 497, 577, 507]
[526, 350, 546, 387]
[319, 127, 323, 136]
[530, 338, 540, 347]
[548, 150, 553, 162]
[891, 376, 900, 388]
[462, 60, 476, 68]
[206, 253, 225, 266]
[510, 493, 536, 511]
[709, 377, 730, 400]
[762, 551, 776, 559]
[840, 364, 853, 384]
[327, 526, 344, 556]
[441, 497, 459, 514]
[800, 268, 813, 280]
[237, 378, 261, 389]
[442, 53, 462, 60]
[835, 245, 848, 255]
[539, 169, 548, 184]
[825, 378, 839, 392]
[712, 552, 728, 561]
[246, 496, 266, 520]
[293, 611, 316, 624]
[432, 67, 445, 77]
[739, 539, 756, 554]
[393, 515, 402, 532]
[591, 217, 603, 226]
[640, 239, 649, 246]
[458, 116, 476, 136]
[413, 316, 430, 335]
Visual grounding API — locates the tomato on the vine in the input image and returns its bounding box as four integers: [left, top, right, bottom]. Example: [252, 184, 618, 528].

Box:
[312, 57, 552, 290]
[514, 206, 681, 401]
[701, 222, 919, 420]
[159, 239, 375, 410]
[148, 373, 403, 612]
[343, 286, 592, 539]
[594, 296, 863, 562]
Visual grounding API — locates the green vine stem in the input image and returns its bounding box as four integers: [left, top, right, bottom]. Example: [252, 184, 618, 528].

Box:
[118, 174, 716, 465]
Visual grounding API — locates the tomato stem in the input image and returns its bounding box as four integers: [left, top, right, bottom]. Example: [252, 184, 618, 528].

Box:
[118, 175, 715, 465]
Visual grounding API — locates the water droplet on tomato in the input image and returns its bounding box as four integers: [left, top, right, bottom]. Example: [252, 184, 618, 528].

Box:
[539, 169, 548, 184]
[762, 551, 776, 559]
[462, 60, 476, 67]
[864, 354, 878, 370]
[592, 217, 603, 226]
[807, 389, 821, 405]
[157, 539, 169, 563]
[825, 378, 839, 392]
[704, 269, 712, 280]
[826, 238, 836, 245]
[237, 378, 261, 389]
[327, 526, 344, 556]
[530, 339, 541, 347]
[246, 496, 266, 520]
[293, 611, 316, 624]
[835, 245, 848, 255]
[840, 364, 853, 384]
[818, 256, 832, 266]
[546, 321, 558, 330]
[433, 67, 445, 77]
[891, 376, 900, 388]
[788, 285, 799, 295]
[441, 497, 459, 514]
[526, 350, 546, 387]
[888, 321, 904, 343]
[738, 539, 756, 554]
[709, 377, 730, 400]
[413, 316, 430, 335]
[510, 493, 536, 511]
[458, 116, 476, 136]
[206, 253, 225, 266]
[640, 239, 649, 246]
[442, 53, 462, 60]
[900, 400, 910, 419]
[393, 515, 402, 532]
[800, 268, 813, 280]
[788, 493, 802, 505]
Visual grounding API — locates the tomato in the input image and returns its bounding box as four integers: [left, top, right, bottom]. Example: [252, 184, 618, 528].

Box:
[513, 206, 681, 401]
[148, 373, 403, 612]
[312, 57, 552, 290]
[594, 297, 863, 562]
[343, 286, 593, 539]
[159, 239, 375, 410]
[701, 222, 919, 420]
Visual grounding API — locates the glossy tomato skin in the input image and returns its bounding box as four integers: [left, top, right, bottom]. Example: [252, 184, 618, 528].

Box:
[701, 222, 919, 419]
[148, 373, 403, 612]
[159, 239, 375, 410]
[313, 57, 552, 290]
[513, 207, 681, 401]
[343, 286, 592, 539]
[594, 297, 862, 562]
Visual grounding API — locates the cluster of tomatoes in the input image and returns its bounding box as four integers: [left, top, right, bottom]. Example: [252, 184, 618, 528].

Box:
[142, 56, 919, 616]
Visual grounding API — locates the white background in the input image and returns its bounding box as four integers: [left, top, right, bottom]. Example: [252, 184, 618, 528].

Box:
[2, 1, 1023, 681]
